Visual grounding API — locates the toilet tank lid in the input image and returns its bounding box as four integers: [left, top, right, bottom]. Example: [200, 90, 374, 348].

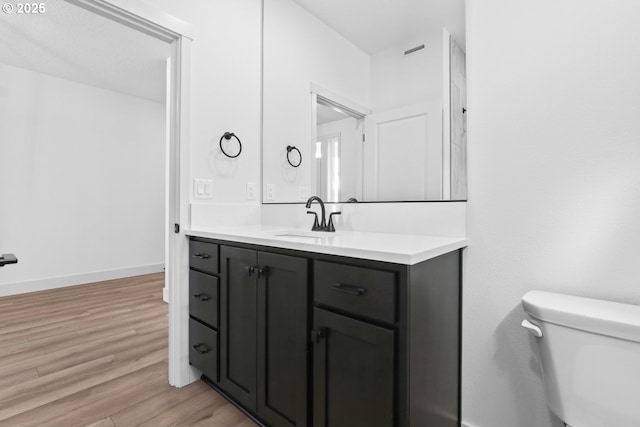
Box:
[522, 291, 640, 343]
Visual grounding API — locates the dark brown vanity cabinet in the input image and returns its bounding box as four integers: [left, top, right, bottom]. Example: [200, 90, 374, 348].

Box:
[188, 240, 221, 383]
[311, 261, 397, 427]
[189, 236, 461, 427]
[220, 246, 309, 427]
[312, 253, 461, 427]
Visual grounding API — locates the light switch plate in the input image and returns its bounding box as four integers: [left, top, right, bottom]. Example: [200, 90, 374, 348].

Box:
[194, 179, 213, 199]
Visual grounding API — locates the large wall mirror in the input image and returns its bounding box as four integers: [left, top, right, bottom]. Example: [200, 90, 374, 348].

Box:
[262, 0, 466, 203]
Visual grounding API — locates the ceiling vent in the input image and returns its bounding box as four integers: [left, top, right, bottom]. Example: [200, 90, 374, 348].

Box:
[404, 44, 425, 55]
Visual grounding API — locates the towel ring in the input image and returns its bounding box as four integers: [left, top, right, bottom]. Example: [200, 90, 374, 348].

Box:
[220, 132, 242, 158]
[286, 145, 302, 167]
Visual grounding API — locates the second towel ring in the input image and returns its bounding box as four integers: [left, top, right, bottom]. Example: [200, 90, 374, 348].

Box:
[286, 145, 302, 167]
[220, 132, 242, 158]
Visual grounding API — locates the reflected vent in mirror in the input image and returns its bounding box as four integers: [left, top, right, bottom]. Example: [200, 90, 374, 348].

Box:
[404, 44, 425, 55]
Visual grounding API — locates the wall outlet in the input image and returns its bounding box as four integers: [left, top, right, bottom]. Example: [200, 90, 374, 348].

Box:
[194, 179, 212, 199]
[246, 182, 257, 200]
[266, 184, 275, 201]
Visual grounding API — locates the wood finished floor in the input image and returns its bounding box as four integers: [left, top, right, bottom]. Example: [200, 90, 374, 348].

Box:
[0, 273, 257, 427]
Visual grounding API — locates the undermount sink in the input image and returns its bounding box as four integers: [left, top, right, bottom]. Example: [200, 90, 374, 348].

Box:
[275, 233, 321, 239]
[272, 230, 342, 240]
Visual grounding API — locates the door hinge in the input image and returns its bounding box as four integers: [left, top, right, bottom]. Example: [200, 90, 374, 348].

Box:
[362, 133, 365, 142]
[174, 223, 180, 234]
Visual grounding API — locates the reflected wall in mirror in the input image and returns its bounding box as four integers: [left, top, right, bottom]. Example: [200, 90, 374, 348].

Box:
[262, 0, 466, 203]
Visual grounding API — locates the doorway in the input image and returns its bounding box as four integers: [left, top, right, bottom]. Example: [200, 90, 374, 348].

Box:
[0, 0, 193, 387]
[0, 1, 169, 293]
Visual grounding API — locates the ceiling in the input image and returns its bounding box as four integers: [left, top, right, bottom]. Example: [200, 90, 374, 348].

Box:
[290, 0, 466, 55]
[0, 0, 169, 103]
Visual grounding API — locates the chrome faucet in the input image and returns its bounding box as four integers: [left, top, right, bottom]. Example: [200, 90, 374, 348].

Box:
[305, 196, 340, 232]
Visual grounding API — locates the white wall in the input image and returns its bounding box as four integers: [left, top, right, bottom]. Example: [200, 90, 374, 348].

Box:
[464, 1, 640, 426]
[152, 0, 262, 205]
[262, 0, 370, 202]
[0, 63, 165, 295]
[260, 201, 466, 237]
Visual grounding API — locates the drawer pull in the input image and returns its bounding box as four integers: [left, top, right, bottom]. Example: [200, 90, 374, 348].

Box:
[192, 293, 210, 302]
[192, 343, 210, 354]
[331, 283, 366, 296]
[193, 253, 210, 259]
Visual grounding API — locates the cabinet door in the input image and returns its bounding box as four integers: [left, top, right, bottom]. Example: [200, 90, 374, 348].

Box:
[220, 246, 257, 411]
[257, 252, 309, 427]
[313, 308, 394, 427]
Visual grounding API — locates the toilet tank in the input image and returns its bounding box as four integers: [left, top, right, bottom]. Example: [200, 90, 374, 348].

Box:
[522, 291, 640, 427]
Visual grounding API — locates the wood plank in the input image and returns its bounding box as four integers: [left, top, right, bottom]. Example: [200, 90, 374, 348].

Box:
[0, 329, 137, 372]
[85, 418, 116, 427]
[0, 362, 168, 427]
[37, 329, 166, 376]
[35, 365, 171, 427]
[0, 349, 166, 421]
[0, 354, 118, 406]
[110, 380, 211, 427]
[0, 273, 253, 427]
[190, 403, 258, 427]
[0, 277, 160, 313]
[135, 390, 229, 427]
[0, 367, 39, 389]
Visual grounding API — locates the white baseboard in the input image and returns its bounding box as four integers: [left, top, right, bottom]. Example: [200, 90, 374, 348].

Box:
[0, 263, 165, 297]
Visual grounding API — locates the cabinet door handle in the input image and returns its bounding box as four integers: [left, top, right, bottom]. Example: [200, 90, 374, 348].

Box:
[310, 327, 325, 343]
[192, 293, 210, 302]
[192, 253, 210, 259]
[331, 283, 366, 296]
[257, 266, 269, 278]
[246, 266, 256, 276]
[192, 343, 210, 354]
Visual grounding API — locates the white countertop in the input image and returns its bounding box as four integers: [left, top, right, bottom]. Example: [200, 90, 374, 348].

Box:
[186, 225, 467, 265]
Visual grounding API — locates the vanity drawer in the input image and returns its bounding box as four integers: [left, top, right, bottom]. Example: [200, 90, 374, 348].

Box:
[314, 261, 396, 324]
[189, 318, 219, 382]
[189, 270, 219, 328]
[190, 240, 219, 274]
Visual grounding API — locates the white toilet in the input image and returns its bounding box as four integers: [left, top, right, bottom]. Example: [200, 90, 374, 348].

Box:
[521, 290, 640, 427]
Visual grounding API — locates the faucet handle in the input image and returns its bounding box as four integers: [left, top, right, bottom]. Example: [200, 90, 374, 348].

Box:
[306, 210, 320, 230]
[327, 211, 341, 232]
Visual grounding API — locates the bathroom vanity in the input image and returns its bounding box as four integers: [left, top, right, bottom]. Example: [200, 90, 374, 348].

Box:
[186, 227, 465, 427]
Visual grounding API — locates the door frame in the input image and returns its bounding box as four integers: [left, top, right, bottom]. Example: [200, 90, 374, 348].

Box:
[65, 0, 195, 387]
[309, 83, 370, 202]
